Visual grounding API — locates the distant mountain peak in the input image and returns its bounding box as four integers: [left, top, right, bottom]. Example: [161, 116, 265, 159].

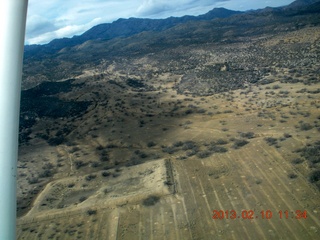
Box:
[25, 7, 242, 53]
[23, 0, 320, 62]
[286, 0, 320, 8]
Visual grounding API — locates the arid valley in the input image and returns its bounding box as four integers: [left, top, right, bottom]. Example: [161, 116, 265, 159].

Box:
[17, 1, 320, 239]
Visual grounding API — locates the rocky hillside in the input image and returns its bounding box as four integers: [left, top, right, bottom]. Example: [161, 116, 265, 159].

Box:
[22, 1, 320, 87]
[23, 8, 241, 59]
[17, 2, 320, 238]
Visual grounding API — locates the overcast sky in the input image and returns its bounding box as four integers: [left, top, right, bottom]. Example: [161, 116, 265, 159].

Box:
[25, 0, 294, 45]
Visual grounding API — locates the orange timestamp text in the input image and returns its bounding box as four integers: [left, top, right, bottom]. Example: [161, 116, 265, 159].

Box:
[212, 210, 307, 220]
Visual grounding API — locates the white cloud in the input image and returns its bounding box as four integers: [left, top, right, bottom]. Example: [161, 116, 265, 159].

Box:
[27, 17, 103, 45]
[137, 0, 172, 16]
[25, 0, 141, 44]
[136, 0, 230, 17]
[25, 15, 57, 39]
[215, 0, 293, 10]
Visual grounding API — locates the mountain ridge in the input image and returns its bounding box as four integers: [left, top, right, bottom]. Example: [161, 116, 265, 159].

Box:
[24, 7, 242, 56]
[22, 0, 320, 84]
[24, 0, 320, 58]
[285, 0, 320, 8]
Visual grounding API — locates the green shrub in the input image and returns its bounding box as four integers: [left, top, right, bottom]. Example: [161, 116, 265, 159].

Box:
[28, 177, 39, 184]
[265, 137, 278, 146]
[300, 122, 313, 131]
[299, 141, 320, 164]
[208, 145, 228, 153]
[173, 141, 184, 147]
[101, 171, 110, 177]
[147, 141, 156, 147]
[240, 132, 255, 139]
[85, 174, 96, 181]
[186, 149, 197, 157]
[288, 173, 298, 179]
[283, 133, 292, 138]
[182, 141, 197, 150]
[87, 209, 97, 215]
[39, 169, 54, 178]
[291, 158, 304, 164]
[75, 160, 86, 169]
[232, 139, 249, 149]
[216, 139, 228, 145]
[308, 170, 320, 183]
[79, 196, 87, 202]
[197, 151, 212, 158]
[162, 146, 176, 154]
[143, 195, 160, 206]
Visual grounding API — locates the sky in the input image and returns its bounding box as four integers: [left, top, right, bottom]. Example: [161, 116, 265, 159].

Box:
[25, 0, 295, 45]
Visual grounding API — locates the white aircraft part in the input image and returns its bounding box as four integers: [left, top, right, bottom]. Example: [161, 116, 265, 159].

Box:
[0, 0, 28, 239]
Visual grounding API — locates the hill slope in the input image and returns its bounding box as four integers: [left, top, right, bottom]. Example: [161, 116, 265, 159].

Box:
[18, 1, 320, 239]
[23, 8, 241, 58]
[22, 1, 320, 86]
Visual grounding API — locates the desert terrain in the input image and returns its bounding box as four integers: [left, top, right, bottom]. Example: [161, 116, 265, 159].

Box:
[17, 4, 320, 240]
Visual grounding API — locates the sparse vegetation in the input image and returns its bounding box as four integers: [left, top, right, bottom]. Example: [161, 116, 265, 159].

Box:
[232, 139, 249, 149]
[308, 170, 320, 184]
[101, 171, 110, 177]
[291, 158, 304, 165]
[100, 151, 110, 162]
[147, 141, 156, 147]
[162, 146, 176, 154]
[255, 179, 262, 185]
[182, 141, 197, 150]
[79, 196, 87, 202]
[142, 195, 160, 206]
[283, 133, 292, 138]
[28, 177, 39, 184]
[288, 173, 298, 179]
[299, 122, 313, 131]
[265, 137, 278, 146]
[239, 132, 255, 139]
[87, 209, 97, 215]
[207, 144, 228, 153]
[75, 160, 86, 169]
[17, 2, 320, 238]
[197, 150, 212, 159]
[216, 139, 228, 145]
[298, 141, 320, 164]
[39, 169, 54, 178]
[85, 174, 97, 181]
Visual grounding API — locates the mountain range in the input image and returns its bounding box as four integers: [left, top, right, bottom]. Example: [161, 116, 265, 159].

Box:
[20, 0, 320, 139]
[24, 0, 320, 53]
[23, 0, 320, 85]
[24, 0, 320, 80]
[24, 8, 241, 55]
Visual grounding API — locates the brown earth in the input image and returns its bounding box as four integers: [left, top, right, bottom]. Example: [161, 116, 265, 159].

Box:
[17, 26, 320, 239]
